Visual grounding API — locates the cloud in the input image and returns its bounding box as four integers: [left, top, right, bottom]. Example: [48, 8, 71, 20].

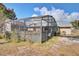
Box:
[34, 7, 40, 11]
[39, 7, 48, 15]
[33, 7, 68, 21]
[32, 14, 38, 17]
[67, 12, 79, 21]
[34, 7, 49, 15]
[32, 6, 79, 26]
[33, 7, 69, 26]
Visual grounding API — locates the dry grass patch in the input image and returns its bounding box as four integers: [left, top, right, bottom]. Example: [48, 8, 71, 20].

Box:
[1, 36, 79, 56]
[32, 36, 59, 49]
[0, 36, 59, 55]
[58, 43, 79, 56]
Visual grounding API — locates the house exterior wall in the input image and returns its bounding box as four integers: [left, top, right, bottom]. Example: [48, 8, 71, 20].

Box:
[27, 27, 40, 32]
[59, 28, 71, 35]
[4, 19, 11, 32]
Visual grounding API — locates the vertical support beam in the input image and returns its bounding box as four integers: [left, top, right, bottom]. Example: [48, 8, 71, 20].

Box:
[18, 21, 21, 41]
[47, 16, 49, 38]
[51, 18, 52, 34]
[24, 19, 26, 41]
[40, 17, 42, 43]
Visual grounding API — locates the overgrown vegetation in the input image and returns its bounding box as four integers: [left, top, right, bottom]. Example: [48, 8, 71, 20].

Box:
[0, 36, 79, 56]
[0, 36, 59, 55]
[5, 31, 11, 41]
[0, 34, 4, 39]
[0, 3, 17, 20]
[71, 20, 79, 29]
[0, 3, 17, 42]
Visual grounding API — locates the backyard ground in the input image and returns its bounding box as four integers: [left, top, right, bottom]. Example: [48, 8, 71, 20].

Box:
[0, 36, 79, 56]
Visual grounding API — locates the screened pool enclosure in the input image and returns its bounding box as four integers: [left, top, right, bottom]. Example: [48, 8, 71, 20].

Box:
[12, 15, 58, 43]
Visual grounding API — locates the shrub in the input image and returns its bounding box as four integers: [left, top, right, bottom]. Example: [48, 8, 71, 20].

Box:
[5, 31, 11, 40]
[0, 34, 4, 39]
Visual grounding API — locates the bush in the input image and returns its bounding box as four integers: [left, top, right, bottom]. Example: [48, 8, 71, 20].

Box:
[5, 31, 11, 40]
[0, 34, 4, 39]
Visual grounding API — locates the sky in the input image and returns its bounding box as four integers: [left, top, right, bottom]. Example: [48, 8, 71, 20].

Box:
[4, 3, 79, 25]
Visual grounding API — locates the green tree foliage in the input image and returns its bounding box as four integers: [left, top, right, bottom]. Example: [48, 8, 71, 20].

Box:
[0, 3, 17, 35]
[0, 6, 4, 13]
[4, 9, 17, 20]
[71, 20, 79, 29]
[0, 4, 7, 31]
[0, 3, 17, 20]
[0, 4, 6, 20]
[0, 4, 5, 13]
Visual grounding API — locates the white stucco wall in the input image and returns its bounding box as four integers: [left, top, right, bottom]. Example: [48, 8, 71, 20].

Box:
[60, 28, 71, 35]
[4, 19, 11, 32]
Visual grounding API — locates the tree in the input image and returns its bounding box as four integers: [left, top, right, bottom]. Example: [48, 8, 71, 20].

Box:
[0, 3, 17, 35]
[0, 4, 7, 33]
[71, 20, 79, 29]
[0, 3, 6, 13]
[4, 8, 17, 20]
